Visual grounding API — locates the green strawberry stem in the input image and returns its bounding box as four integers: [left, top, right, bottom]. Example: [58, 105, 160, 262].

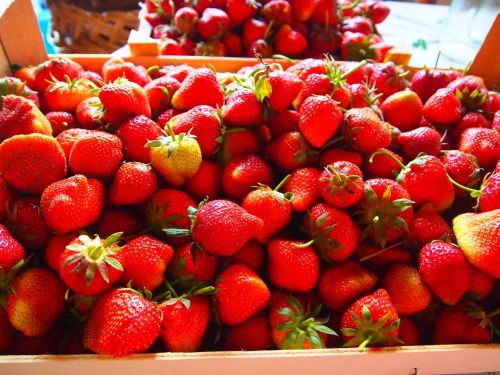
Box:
[369, 150, 407, 171]
[447, 175, 481, 198]
[293, 239, 315, 249]
[274, 174, 291, 192]
[340, 0, 360, 10]
[359, 242, 403, 262]
[357, 335, 373, 352]
[340, 60, 368, 80]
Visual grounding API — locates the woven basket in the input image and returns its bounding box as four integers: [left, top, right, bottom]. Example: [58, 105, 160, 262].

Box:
[46, 0, 139, 53]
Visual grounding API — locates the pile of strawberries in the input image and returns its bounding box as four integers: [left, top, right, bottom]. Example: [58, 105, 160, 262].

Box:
[143, 0, 393, 60]
[0, 55, 499, 356]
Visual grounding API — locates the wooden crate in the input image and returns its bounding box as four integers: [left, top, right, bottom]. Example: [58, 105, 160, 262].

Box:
[0, 1, 499, 374]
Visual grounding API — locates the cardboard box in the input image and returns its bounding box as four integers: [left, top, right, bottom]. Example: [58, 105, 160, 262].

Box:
[0, 1, 499, 374]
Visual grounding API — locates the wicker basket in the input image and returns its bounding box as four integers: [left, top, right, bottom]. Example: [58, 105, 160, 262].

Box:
[46, 0, 140, 53]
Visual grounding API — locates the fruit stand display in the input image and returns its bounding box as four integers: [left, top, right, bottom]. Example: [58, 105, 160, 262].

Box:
[0, 0, 500, 374]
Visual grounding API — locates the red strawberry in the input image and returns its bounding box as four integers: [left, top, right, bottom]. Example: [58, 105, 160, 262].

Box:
[94, 209, 142, 238]
[440, 150, 481, 198]
[222, 89, 263, 127]
[262, 0, 293, 26]
[247, 39, 273, 58]
[408, 203, 453, 247]
[222, 154, 273, 200]
[120, 235, 173, 291]
[320, 148, 363, 168]
[418, 241, 473, 305]
[398, 316, 421, 346]
[223, 32, 244, 56]
[56, 128, 93, 157]
[423, 88, 462, 125]
[174, 7, 199, 34]
[7, 268, 66, 337]
[354, 241, 413, 272]
[293, 73, 332, 110]
[457, 127, 500, 169]
[0, 133, 66, 194]
[303, 203, 360, 262]
[341, 33, 381, 63]
[433, 306, 491, 344]
[114, 115, 163, 163]
[0, 306, 15, 352]
[365, 148, 403, 179]
[266, 131, 311, 171]
[263, 70, 303, 113]
[343, 107, 391, 153]
[319, 161, 364, 208]
[108, 162, 158, 205]
[146, 188, 196, 234]
[170, 242, 219, 283]
[160, 38, 188, 56]
[477, 171, 500, 212]
[45, 111, 75, 135]
[318, 260, 378, 312]
[342, 16, 374, 35]
[451, 111, 491, 138]
[380, 90, 423, 132]
[368, 62, 409, 98]
[381, 264, 432, 315]
[224, 313, 271, 351]
[198, 8, 230, 40]
[0, 177, 16, 218]
[310, 0, 337, 26]
[171, 68, 224, 110]
[160, 294, 211, 352]
[34, 57, 83, 92]
[410, 68, 452, 103]
[102, 58, 149, 87]
[83, 288, 162, 355]
[226, 0, 259, 26]
[242, 18, 268, 47]
[467, 270, 495, 301]
[267, 238, 320, 293]
[357, 178, 414, 247]
[215, 263, 270, 325]
[227, 240, 264, 272]
[219, 128, 260, 165]
[0, 224, 26, 278]
[99, 79, 151, 125]
[184, 160, 222, 200]
[0, 77, 38, 106]
[283, 167, 322, 212]
[59, 232, 124, 296]
[291, 0, 317, 21]
[144, 76, 181, 117]
[41, 175, 104, 233]
[68, 130, 123, 179]
[269, 292, 336, 349]
[43, 77, 96, 113]
[299, 95, 343, 148]
[75, 97, 104, 130]
[340, 289, 401, 349]
[169, 105, 222, 157]
[275, 25, 308, 57]
[44, 233, 78, 272]
[398, 126, 442, 159]
[242, 176, 292, 244]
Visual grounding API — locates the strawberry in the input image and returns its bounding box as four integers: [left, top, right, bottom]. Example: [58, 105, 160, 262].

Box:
[219, 128, 260, 166]
[102, 58, 149, 87]
[14, 66, 37, 91]
[184, 160, 222, 200]
[354, 241, 413, 272]
[144, 76, 181, 117]
[108, 162, 158, 205]
[56, 128, 94, 158]
[410, 68, 452, 103]
[120, 235, 173, 291]
[477, 171, 500, 212]
[310, 0, 337, 26]
[320, 148, 363, 168]
[5, 197, 50, 250]
[242, 18, 268, 47]
[267, 238, 320, 293]
[398, 126, 442, 159]
[160, 38, 188, 56]
[198, 8, 230, 40]
[247, 39, 273, 58]
[174, 7, 199, 34]
[299, 95, 343, 148]
[68, 130, 123, 179]
[99, 79, 151, 125]
[7, 268, 66, 337]
[303, 203, 360, 262]
[160, 294, 211, 352]
[170, 242, 219, 283]
[34, 57, 83, 92]
[169, 105, 222, 157]
[215, 263, 270, 325]
[223, 33, 244, 56]
[227, 240, 264, 272]
[242, 176, 292, 244]
[293, 73, 332, 110]
[0, 177, 16, 219]
[94, 209, 142, 238]
[398, 316, 421, 346]
[318, 260, 378, 312]
[407, 203, 453, 247]
[423, 88, 462, 126]
[348, 82, 379, 109]
[0, 95, 52, 139]
[10, 324, 66, 355]
[59, 232, 124, 296]
[147, 132, 202, 187]
[261, 70, 303, 113]
[340, 33, 381, 63]
[44, 233, 78, 272]
[43, 77, 96, 113]
[274, 25, 308, 57]
[381, 264, 432, 315]
[451, 111, 491, 138]
[0, 133, 66, 194]
[368, 62, 409, 98]
[467, 270, 495, 301]
[45, 111, 75, 135]
[75, 97, 104, 130]
[222, 154, 273, 200]
[0, 224, 26, 286]
[365, 148, 403, 179]
[83, 288, 162, 355]
[41, 175, 104, 233]
[343, 107, 391, 153]
[269, 292, 336, 349]
[114, 115, 163, 163]
[224, 313, 271, 351]
[262, 0, 292, 26]
[266, 131, 311, 172]
[380, 90, 423, 132]
[440, 150, 481, 198]
[418, 241, 473, 305]
[357, 178, 414, 247]
[342, 16, 374, 35]
[222, 89, 263, 127]
[0, 306, 15, 352]
[0, 77, 38, 106]
[453, 209, 500, 278]
[227, 0, 259, 26]
[457, 127, 500, 169]
[433, 306, 491, 344]
[319, 161, 364, 208]
[79, 70, 103, 86]
[340, 289, 401, 349]
[171, 68, 224, 111]
[283, 167, 322, 212]
[290, 0, 317, 21]
[196, 40, 227, 57]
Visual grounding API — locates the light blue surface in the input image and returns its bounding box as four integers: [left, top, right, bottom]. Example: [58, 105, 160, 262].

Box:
[31, 0, 56, 54]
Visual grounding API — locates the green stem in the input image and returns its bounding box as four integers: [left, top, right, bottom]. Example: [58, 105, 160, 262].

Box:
[358, 335, 373, 352]
[293, 239, 315, 249]
[192, 286, 216, 296]
[340, 60, 368, 80]
[487, 307, 500, 319]
[359, 242, 403, 262]
[164, 280, 178, 299]
[448, 175, 480, 194]
[368, 150, 407, 171]
[274, 174, 291, 192]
